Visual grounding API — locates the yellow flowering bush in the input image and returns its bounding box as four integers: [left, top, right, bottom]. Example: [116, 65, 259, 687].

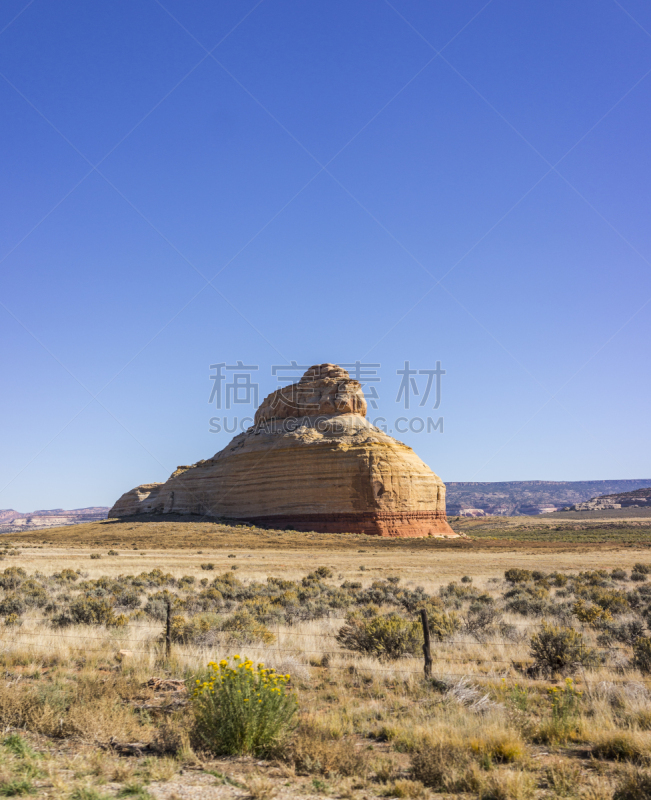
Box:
[191, 656, 297, 755]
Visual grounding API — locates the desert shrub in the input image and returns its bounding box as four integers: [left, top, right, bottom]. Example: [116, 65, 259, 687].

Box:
[585, 588, 630, 615]
[196, 587, 223, 611]
[286, 720, 370, 777]
[177, 576, 196, 589]
[107, 550, 119, 556]
[20, 580, 48, 608]
[313, 566, 333, 579]
[572, 599, 613, 626]
[545, 761, 582, 797]
[169, 612, 222, 645]
[90, 554, 101, 560]
[200, 563, 215, 571]
[469, 729, 525, 764]
[113, 589, 141, 610]
[55, 569, 78, 582]
[220, 610, 275, 645]
[530, 623, 596, 676]
[505, 590, 548, 617]
[4, 614, 21, 627]
[633, 637, 651, 674]
[550, 572, 569, 587]
[410, 741, 478, 793]
[464, 604, 502, 637]
[191, 656, 297, 756]
[439, 582, 478, 602]
[593, 732, 649, 763]
[0, 568, 26, 590]
[614, 767, 651, 800]
[631, 573, 647, 583]
[0, 594, 25, 616]
[55, 597, 126, 627]
[336, 613, 422, 660]
[504, 569, 532, 584]
[609, 620, 646, 647]
[479, 770, 536, 800]
[426, 608, 461, 640]
[612, 569, 628, 581]
[634, 564, 651, 575]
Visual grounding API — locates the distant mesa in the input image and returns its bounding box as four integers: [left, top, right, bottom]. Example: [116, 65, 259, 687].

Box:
[0, 507, 108, 533]
[446, 479, 651, 517]
[562, 486, 651, 512]
[110, 363, 456, 538]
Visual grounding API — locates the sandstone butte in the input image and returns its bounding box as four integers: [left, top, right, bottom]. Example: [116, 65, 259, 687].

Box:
[110, 363, 457, 538]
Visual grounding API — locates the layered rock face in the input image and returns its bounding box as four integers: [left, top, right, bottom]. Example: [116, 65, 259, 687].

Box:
[110, 364, 455, 537]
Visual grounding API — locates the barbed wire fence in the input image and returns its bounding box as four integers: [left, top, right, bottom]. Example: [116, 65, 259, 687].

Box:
[0, 605, 648, 687]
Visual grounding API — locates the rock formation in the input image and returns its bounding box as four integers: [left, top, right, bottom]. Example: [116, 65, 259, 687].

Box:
[563, 486, 651, 512]
[0, 507, 109, 534]
[110, 363, 455, 537]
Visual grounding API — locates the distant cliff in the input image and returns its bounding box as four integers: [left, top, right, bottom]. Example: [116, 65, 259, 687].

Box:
[446, 480, 651, 517]
[563, 486, 651, 512]
[0, 507, 109, 533]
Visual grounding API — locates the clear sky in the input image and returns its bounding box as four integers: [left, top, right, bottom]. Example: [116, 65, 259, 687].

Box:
[1, 0, 650, 511]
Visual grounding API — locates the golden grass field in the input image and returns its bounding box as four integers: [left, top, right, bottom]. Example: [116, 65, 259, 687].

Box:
[0, 516, 651, 799]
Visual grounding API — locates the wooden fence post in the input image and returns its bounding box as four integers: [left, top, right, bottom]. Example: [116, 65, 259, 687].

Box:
[165, 598, 172, 659]
[420, 609, 432, 678]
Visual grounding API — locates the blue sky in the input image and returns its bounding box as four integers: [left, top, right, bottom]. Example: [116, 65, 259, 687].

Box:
[1, 0, 650, 511]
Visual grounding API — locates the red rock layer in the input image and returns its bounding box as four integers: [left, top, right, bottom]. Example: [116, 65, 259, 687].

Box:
[243, 511, 455, 538]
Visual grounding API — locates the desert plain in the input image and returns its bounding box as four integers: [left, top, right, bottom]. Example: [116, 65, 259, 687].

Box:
[0, 512, 650, 799]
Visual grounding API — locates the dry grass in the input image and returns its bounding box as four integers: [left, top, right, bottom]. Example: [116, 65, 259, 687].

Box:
[0, 522, 650, 796]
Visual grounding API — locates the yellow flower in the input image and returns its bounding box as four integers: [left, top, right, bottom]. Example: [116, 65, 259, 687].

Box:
[234, 655, 241, 660]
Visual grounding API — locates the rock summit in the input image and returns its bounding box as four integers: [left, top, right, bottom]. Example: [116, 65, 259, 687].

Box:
[110, 363, 455, 537]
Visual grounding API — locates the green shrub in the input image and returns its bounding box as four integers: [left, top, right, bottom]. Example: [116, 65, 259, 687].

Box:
[191, 656, 297, 755]
[313, 566, 333, 579]
[55, 597, 126, 627]
[55, 569, 78, 582]
[0, 594, 25, 617]
[426, 608, 461, 640]
[0, 568, 26, 590]
[169, 612, 222, 644]
[336, 613, 422, 660]
[530, 622, 596, 677]
[633, 637, 651, 675]
[504, 569, 532, 584]
[220, 610, 275, 645]
[572, 599, 612, 626]
[0, 778, 35, 796]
